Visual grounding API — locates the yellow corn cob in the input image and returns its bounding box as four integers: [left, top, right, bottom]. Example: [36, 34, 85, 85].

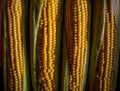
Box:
[93, 0, 116, 91]
[37, 0, 59, 90]
[65, 0, 89, 90]
[7, 0, 24, 90]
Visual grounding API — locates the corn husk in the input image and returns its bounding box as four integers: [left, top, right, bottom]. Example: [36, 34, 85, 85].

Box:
[3, 0, 8, 90]
[23, 0, 31, 91]
[30, 0, 44, 90]
[0, 0, 4, 90]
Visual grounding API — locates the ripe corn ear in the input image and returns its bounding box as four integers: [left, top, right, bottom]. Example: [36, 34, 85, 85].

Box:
[93, 0, 117, 91]
[36, 0, 59, 90]
[64, 0, 90, 90]
[6, 0, 25, 91]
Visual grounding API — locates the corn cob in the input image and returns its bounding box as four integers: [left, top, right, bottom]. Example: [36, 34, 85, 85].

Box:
[64, 0, 89, 90]
[6, 0, 24, 90]
[93, 0, 117, 90]
[36, 0, 59, 90]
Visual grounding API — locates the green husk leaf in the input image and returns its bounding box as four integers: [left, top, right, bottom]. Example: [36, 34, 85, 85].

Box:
[0, 0, 4, 90]
[61, 26, 68, 91]
[3, 0, 8, 90]
[60, 0, 68, 90]
[55, 0, 64, 90]
[30, 0, 44, 91]
[88, 0, 105, 90]
[23, 0, 31, 91]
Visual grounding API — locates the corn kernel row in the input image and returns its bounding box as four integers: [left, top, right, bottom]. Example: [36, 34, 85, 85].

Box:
[93, 0, 116, 91]
[36, 0, 59, 90]
[6, 0, 24, 91]
[65, 0, 89, 90]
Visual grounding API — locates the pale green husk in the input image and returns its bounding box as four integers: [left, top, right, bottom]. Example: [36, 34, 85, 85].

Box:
[88, 0, 105, 90]
[30, 0, 44, 90]
[3, 0, 7, 91]
[23, 0, 31, 91]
